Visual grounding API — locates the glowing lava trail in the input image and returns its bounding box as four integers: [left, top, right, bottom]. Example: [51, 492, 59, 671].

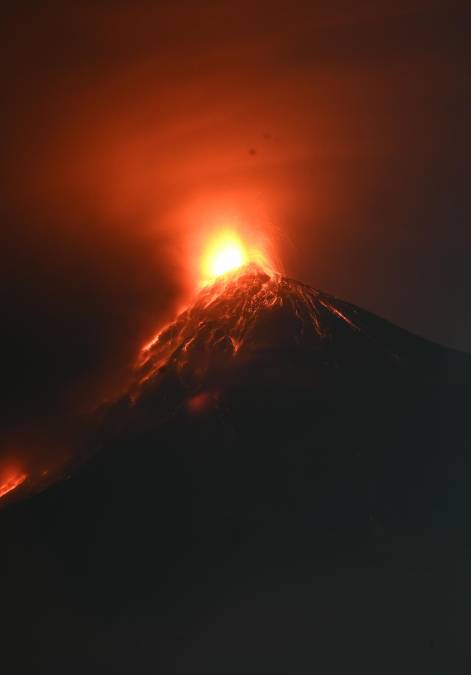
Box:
[0, 471, 27, 500]
[136, 260, 361, 395]
[139, 228, 275, 366]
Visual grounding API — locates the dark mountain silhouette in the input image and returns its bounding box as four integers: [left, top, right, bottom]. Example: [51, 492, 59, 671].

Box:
[1, 264, 471, 674]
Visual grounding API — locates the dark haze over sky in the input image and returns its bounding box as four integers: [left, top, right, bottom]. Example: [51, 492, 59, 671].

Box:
[0, 1, 470, 467]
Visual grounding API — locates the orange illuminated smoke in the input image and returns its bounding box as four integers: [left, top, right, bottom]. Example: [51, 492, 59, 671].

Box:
[201, 231, 248, 281]
[0, 471, 27, 500]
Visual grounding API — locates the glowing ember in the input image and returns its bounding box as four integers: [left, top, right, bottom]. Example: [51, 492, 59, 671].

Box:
[201, 231, 248, 280]
[0, 471, 27, 500]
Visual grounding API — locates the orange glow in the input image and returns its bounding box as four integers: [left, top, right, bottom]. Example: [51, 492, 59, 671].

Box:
[201, 231, 248, 280]
[198, 227, 274, 285]
[187, 391, 214, 414]
[0, 471, 27, 500]
[138, 216, 277, 365]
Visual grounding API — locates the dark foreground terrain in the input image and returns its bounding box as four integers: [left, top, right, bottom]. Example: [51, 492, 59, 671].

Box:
[2, 265, 471, 674]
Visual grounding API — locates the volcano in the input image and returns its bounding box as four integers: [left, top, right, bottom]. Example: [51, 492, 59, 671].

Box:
[90, 262, 471, 533]
[1, 264, 471, 674]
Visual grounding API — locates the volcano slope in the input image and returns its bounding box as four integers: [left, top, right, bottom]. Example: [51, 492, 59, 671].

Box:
[1, 263, 471, 674]
[103, 262, 471, 534]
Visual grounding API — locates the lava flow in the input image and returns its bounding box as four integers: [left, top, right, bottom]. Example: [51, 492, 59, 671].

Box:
[140, 229, 274, 358]
[126, 229, 402, 428]
[135, 259, 361, 405]
[0, 471, 28, 500]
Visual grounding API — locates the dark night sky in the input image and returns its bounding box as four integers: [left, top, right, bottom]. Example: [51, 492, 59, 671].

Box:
[0, 1, 470, 468]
